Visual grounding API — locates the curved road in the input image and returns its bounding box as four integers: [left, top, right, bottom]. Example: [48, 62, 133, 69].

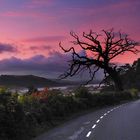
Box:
[34, 100, 140, 140]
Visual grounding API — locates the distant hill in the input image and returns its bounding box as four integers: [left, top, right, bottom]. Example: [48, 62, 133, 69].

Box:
[0, 75, 100, 88]
[0, 75, 59, 88]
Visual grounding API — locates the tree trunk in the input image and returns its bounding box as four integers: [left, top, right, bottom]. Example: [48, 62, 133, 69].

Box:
[107, 67, 123, 91]
[111, 74, 123, 91]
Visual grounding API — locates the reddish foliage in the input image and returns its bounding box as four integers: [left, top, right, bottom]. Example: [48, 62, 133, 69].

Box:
[32, 87, 49, 101]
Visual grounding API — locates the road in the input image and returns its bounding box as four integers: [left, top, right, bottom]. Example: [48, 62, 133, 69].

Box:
[34, 100, 140, 140]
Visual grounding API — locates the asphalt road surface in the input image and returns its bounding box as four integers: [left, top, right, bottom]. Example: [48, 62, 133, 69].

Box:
[34, 100, 140, 140]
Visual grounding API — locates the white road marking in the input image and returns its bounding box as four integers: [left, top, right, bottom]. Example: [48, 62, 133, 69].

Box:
[92, 124, 96, 129]
[86, 131, 91, 137]
[96, 119, 100, 123]
[85, 105, 123, 138]
[100, 116, 103, 119]
[104, 113, 107, 116]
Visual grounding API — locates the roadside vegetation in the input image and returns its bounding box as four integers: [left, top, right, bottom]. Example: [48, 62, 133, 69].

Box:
[0, 85, 139, 140]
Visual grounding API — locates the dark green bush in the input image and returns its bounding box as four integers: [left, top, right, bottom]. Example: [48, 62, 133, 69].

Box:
[74, 87, 95, 107]
[0, 93, 31, 140]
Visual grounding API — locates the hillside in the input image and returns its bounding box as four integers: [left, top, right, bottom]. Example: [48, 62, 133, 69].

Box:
[0, 75, 101, 88]
[0, 75, 59, 88]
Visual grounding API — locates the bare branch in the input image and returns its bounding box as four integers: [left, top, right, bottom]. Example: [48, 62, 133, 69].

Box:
[60, 29, 140, 91]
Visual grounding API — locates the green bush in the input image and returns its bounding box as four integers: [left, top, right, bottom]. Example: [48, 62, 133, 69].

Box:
[74, 87, 94, 107]
[129, 88, 139, 99]
[93, 92, 118, 106]
[75, 87, 91, 98]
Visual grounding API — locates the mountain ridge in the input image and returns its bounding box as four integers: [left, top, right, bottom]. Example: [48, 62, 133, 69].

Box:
[0, 74, 100, 88]
[0, 75, 61, 88]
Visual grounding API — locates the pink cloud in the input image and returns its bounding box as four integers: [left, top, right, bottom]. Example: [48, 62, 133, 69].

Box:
[0, 11, 39, 18]
[30, 45, 52, 50]
[65, 0, 139, 18]
[22, 36, 66, 43]
[0, 11, 55, 19]
[25, 0, 54, 8]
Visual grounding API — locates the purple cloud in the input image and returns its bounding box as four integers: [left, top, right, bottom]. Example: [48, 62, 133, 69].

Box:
[0, 52, 70, 78]
[0, 50, 104, 80]
[0, 43, 17, 53]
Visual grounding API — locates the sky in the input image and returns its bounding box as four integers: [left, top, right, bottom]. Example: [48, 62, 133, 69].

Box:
[0, 0, 139, 79]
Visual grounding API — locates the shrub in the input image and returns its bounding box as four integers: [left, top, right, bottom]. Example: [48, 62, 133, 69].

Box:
[0, 93, 31, 140]
[75, 87, 91, 98]
[129, 88, 139, 99]
[74, 87, 94, 107]
[94, 92, 118, 105]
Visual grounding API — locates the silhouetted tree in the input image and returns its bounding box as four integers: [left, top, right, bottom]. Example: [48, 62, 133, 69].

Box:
[60, 29, 139, 91]
[121, 58, 140, 89]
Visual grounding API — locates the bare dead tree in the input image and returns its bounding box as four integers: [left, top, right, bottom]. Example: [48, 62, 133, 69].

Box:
[59, 29, 140, 91]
